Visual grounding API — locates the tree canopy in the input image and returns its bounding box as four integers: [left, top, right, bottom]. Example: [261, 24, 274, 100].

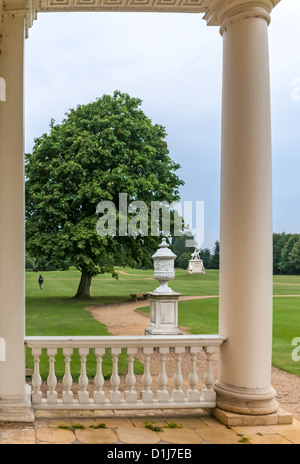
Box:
[25, 91, 184, 298]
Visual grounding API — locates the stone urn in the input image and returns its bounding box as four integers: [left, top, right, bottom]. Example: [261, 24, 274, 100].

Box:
[152, 237, 176, 294]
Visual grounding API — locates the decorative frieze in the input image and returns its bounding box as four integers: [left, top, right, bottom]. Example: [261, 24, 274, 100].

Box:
[38, 0, 210, 13]
[0, 0, 282, 38]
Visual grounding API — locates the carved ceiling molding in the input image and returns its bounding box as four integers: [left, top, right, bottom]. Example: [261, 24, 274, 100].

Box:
[0, 0, 210, 38]
[0, 0, 281, 39]
[38, 0, 211, 14]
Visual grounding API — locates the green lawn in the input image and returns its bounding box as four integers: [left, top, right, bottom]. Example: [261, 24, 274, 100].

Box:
[25, 268, 300, 378]
[178, 297, 300, 377]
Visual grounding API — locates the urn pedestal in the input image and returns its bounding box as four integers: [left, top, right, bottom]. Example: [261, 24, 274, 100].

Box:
[145, 292, 182, 336]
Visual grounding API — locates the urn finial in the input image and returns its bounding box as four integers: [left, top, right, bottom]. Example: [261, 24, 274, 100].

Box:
[152, 237, 176, 293]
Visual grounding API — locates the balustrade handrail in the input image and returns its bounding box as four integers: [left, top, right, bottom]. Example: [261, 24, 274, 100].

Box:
[25, 334, 226, 348]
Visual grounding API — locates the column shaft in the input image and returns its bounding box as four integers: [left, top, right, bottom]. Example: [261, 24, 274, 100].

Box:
[0, 13, 33, 421]
[216, 16, 277, 414]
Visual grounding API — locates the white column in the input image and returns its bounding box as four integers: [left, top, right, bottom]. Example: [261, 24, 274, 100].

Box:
[213, 4, 278, 415]
[0, 12, 33, 421]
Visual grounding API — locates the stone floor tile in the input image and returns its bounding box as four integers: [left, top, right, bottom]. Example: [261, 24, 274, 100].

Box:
[266, 422, 300, 444]
[200, 416, 227, 428]
[231, 426, 292, 445]
[103, 417, 135, 428]
[0, 428, 36, 444]
[70, 417, 97, 427]
[195, 427, 243, 444]
[130, 417, 167, 428]
[36, 427, 76, 444]
[116, 427, 161, 444]
[158, 428, 203, 444]
[75, 428, 118, 444]
[247, 433, 292, 444]
[232, 425, 278, 437]
[164, 416, 209, 428]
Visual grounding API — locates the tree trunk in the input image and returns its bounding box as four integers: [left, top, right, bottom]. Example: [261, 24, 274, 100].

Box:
[74, 271, 92, 299]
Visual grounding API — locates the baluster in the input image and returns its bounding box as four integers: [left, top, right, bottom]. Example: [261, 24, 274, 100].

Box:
[157, 347, 169, 402]
[141, 347, 153, 403]
[47, 348, 57, 404]
[93, 347, 105, 404]
[125, 348, 138, 403]
[109, 348, 122, 403]
[172, 347, 185, 402]
[62, 347, 74, 404]
[78, 347, 90, 404]
[31, 348, 42, 404]
[202, 346, 218, 402]
[187, 347, 201, 401]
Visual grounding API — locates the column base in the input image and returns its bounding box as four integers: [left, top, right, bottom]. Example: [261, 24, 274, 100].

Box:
[212, 407, 293, 427]
[214, 380, 279, 416]
[0, 384, 34, 422]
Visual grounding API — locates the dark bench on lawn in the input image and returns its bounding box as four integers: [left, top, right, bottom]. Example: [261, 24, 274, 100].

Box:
[130, 293, 149, 302]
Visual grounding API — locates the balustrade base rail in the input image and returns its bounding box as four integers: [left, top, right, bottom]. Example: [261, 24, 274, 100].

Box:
[25, 335, 226, 411]
[29, 400, 217, 410]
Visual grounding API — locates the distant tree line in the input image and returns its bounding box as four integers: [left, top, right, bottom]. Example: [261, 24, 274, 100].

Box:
[26, 232, 300, 275]
[173, 232, 300, 275]
[273, 233, 300, 275]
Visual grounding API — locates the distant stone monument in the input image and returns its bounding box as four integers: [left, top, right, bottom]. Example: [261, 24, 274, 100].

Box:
[187, 249, 205, 274]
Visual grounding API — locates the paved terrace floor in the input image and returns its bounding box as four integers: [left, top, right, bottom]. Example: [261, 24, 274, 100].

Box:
[0, 408, 299, 445]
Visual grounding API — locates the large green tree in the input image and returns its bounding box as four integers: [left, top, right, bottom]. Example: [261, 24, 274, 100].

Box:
[25, 91, 184, 298]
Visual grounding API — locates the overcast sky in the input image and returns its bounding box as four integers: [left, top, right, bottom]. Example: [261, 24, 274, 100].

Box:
[24, 0, 300, 251]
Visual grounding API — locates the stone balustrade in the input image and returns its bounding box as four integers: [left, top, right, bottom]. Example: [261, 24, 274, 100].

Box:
[25, 335, 226, 410]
